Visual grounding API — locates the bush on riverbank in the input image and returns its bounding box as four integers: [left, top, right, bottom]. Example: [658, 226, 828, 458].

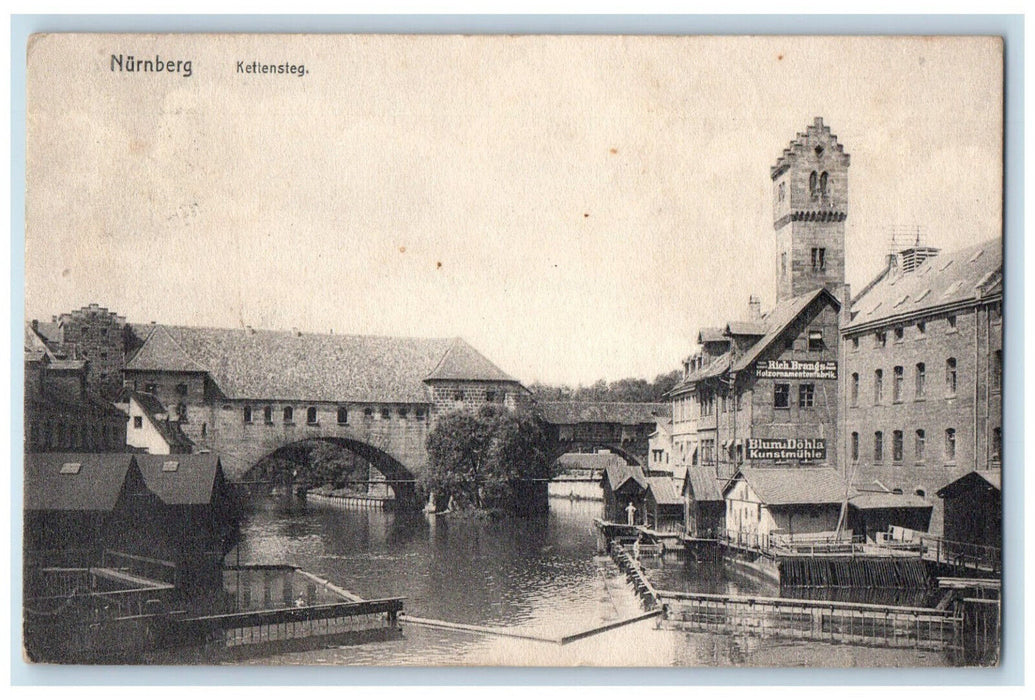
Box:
[422, 405, 553, 515]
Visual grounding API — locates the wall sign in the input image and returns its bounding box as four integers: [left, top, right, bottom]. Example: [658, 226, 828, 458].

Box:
[746, 437, 826, 461]
[756, 360, 837, 380]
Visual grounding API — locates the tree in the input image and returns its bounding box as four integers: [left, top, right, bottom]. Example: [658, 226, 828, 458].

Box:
[422, 405, 552, 514]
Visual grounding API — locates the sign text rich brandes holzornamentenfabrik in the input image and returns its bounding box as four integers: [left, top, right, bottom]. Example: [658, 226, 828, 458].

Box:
[755, 360, 838, 380]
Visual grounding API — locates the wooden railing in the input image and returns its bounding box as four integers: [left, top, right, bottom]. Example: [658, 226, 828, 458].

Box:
[919, 536, 1001, 574]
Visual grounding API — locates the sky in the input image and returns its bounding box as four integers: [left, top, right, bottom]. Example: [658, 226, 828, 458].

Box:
[25, 34, 1002, 386]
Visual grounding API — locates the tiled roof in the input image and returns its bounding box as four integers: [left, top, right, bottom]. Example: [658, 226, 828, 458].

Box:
[34, 321, 64, 345]
[697, 327, 727, 344]
[670, 352, 732, 394]
[726, 466, 848, 506]
[538, 401, 670, 425]
[646, 476, 683, 505]
[845, 237, 1002, 331]
[684, 466, 725, 503]
[126, 325, 519, 403]
[731, 288, 838, 374]
[132, 391, 166, 417]
[602, 463, 647, 492]
[849, 491, 931, 510]
[726, 321, 767, 337]
[555, 452, 628, 472]
[425, 338, 518, 382]
[135, 454, 222, 506]
[131, 392, 194, 451]
[24, 453, 138, 511]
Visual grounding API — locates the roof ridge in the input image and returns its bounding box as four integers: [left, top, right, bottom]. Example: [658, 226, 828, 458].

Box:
[142, 321, 454, 343]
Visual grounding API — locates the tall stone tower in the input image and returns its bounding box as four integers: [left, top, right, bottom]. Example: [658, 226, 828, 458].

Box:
[771, 117, 850, 303]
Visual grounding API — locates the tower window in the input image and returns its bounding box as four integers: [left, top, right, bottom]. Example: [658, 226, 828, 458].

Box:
[993, 350, 1002, 392]
[781, 252, 788, 279]
[811, 248, 826, 271]
[850, 432, 859, 462]
[778, 182, 786, 202]
[850, 372, 859, 406]
[809, 170, 818, 197]
[945, 428, 956, 462]
[992, 427, 1002, 462]
[947, 315, 957, 332]
[819, 171, 829, 195]
[894, 326, 904, 342]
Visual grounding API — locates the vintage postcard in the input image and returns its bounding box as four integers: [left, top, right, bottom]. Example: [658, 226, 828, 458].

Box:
[22, 33, 1003, 667]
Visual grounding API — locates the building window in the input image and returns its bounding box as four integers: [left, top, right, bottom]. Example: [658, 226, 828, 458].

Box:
[415, 408, 426, 419]
[381, 407, 391, 420]
[945, 428, 956, 462]
[176, 383, 188, 396]
[992, 427, 1002, 463]
[201, 422, 207, 438]
[176, 403, 188, 422]
[244, 406, 252, 423]
[990, 301, 1002, 324]
[807, 330, 824, 351]
[875, 331, 886, 348]
[893, 326, 904, 342]
[337, 407, 348, 424]
[809, 170, 818, 197]
[811, 247, 826, 272]
[850, 372, 859, 406]
[874, 431, 884, 462]
[774, 383, 790, 409]
[778, 182, 786, 202]
[892, 430, 903, 462]
[283, 406, 293, 423]
[916, 321, 926, 337]
[915, 363, 926, 399]
[993, 350, 1002, 393]
[851, 336, 859, 350]
[781, 252, 787, 278]
[399, 407, 409, 418]
[946, 358, 957, 396]
[798, 383, 815, 408]
[133, 416, 143, 429]
[364, 407, 374, 418]
[819, 171, 829, 195]
[485, 391, 496, 403]
[307, 407, 318, 424]
[915, 429, 925, 462]
[851, 432, 859, 462]
[264, 405, 273, 423]
[947, 315, 957, 332]
[893, 366, 904, 402]
[874, 369, 883, 404]
[453, 390, 464, 402]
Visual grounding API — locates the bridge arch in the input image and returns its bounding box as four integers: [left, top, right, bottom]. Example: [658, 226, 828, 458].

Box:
[547, 443, 644, 468]
[242, 436, 421, 510]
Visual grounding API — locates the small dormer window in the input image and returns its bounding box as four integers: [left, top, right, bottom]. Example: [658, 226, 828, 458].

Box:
[60, 462, 81, 475]
[162, 460, 179, 472]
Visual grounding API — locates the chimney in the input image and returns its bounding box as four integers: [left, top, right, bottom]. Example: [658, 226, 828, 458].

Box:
[748, 295, 762, 321]
[31, 319, 38, 331]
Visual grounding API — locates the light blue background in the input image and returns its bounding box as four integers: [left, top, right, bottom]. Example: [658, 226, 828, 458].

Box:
[9, 13, 1024, 686]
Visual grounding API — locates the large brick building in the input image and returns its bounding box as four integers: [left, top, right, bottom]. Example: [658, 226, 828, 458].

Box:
[841, 237, 1002, 535]
[121, 324, 528, 481]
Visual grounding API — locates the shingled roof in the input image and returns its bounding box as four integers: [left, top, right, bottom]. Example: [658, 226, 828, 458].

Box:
[135, 454, 223, 506]
[730, 288, 839, 374]
[725, 466, 848, 506]
[684, 465, 725, 503]
[125, 325, 519, 403]
[538, 401, 670, 425]
[845, 237, 1002, 332]
[24, 453, 141, 512]
[645, 476, 682, 506]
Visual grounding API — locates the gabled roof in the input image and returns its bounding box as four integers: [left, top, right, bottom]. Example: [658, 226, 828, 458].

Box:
[683, 465, 725, 503]
[771, 117, 850, 179]
[424, 337, 518, 382]
[649, 417, 673, 437]
[602, 463, 647, 493]
[555, 452, 629, 472]
[539, 401, 669, 425]
[845, 237, 1002, 332]
[936, 470, 1001, 499]
[849, 491, 931, 510]
[670, 351, 732, 394]
[724, 466, 847, 506]
[125, 324, 519, 403]
[731, 288, 839, 374]
[135, 454, 223, 505]
[645, 476, 682, 506]
[131, 391, 166, 417]
[24, 453, 140, 511]
[697, 327, 727, 344]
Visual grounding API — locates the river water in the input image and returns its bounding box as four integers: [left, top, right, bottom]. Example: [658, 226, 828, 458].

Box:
[224, 495, 948, 667]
